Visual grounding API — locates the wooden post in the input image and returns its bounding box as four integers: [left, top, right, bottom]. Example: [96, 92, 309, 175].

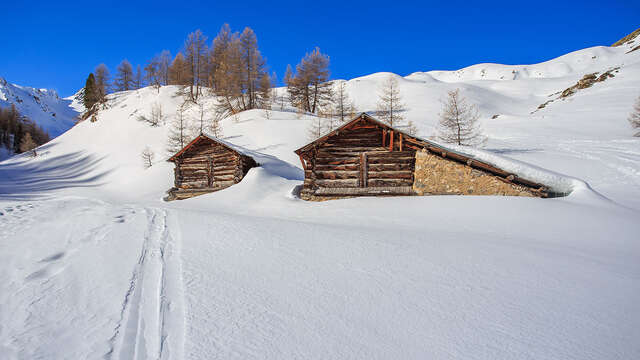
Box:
[360, 152, 368, 188]
[207, 156, 214, 187]
[399, 133, 403, 151]
[382, 129, 387, 147]
[389, 130, 394, 151]
[298, 154, 307, 170]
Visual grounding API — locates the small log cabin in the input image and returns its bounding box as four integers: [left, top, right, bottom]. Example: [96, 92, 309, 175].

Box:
[294, 113, 550, 200]
[166, 134, 257, 200]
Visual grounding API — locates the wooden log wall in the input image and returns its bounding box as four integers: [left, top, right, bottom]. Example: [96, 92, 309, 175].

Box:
[174, 139, 255, 191]
[302, 126, 417, 192]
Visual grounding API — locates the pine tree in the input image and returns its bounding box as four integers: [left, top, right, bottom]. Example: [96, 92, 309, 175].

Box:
[287, 48, 332, 114]
[94, 64, 110, 102]
[376, 76, 405, 127]
[83, 73, 99, 110]
[437, 88, 484, 146]
[629, 95, 640, 137]
[19, 132, 38, 156]
[114, 59, 135, 91]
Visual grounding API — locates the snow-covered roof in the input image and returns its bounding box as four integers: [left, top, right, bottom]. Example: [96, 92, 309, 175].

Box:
[167, 133, 256, 162]
[296, 113, 573, 196]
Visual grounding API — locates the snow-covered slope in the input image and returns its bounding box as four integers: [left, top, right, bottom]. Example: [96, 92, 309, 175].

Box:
[0, 35, 639, 360]
[0, 77, 79, 138]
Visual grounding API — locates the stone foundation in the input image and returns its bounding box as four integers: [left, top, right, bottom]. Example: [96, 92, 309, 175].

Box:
[412, 150, 539, 197]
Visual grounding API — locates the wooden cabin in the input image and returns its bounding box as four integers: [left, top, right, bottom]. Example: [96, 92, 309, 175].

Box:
[166, 134, 257, 200]
[294, 113, 550, 200]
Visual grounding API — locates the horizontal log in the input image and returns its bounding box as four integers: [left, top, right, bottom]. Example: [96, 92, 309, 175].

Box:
[315, 157, 359, 165]
[313, 179, 359, 187]
[366, 151, 416, 158]
[366, 157, 414, 165]
[367, 179, 413, 187]
[367, 171, 413, 179]
[368, 163, 413, 171]
[311, 170, 360, 180]
[318, 146, 387, 152]
[314, 164, 360, 171]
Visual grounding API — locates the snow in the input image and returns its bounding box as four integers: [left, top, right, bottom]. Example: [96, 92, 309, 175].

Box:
[0, 77, 80, 160]
[0, 38, 639, 359]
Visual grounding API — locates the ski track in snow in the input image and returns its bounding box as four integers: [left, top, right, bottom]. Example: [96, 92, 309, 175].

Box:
[105, 207, 184, 360]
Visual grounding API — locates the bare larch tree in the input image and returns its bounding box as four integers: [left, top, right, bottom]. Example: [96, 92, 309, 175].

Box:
[376, 75, 406, 127]
[168, 53, 190, 86]
[19, 132, 38, 157]
[333, 81, 356, 122]
[94, 64, 110, 102]
[437, 88, 483, 146]
[287, 47, 332, 114]
[114, 59, 135, 92]
[141, 146, 155, 168]
[167, 102, 190, 154]
[183, 29, 208, 101]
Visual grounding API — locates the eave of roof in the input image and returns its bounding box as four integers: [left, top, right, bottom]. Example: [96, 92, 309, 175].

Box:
[294, 112, 549, 194]
[167, 133, 253, 162]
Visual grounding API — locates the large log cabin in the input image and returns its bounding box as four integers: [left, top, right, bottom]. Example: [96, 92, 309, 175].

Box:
[294, 113, 550, 200]
[166, 134, 257, 200]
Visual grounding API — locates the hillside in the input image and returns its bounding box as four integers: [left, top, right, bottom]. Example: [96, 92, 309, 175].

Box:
[0, 36, 639, 359]
[0, 77, 79, 137]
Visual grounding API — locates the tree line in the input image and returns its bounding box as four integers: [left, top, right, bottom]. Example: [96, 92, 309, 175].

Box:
[0, 104, 50, 156]
[82, 23, 488, 161]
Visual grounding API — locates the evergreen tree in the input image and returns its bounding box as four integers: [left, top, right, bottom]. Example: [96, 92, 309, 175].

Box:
[83, 73, 99, 110]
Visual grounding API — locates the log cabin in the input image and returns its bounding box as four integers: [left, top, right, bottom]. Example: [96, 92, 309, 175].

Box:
[294, 113, 550, 200]
[166, 134, 257, 200]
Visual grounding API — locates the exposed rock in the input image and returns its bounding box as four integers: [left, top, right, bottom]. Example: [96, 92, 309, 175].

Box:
[612, 28, 640, 47]
[412, 151, 539, 197]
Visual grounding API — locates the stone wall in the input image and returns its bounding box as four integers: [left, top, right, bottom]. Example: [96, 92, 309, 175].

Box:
[412, 150, 539, 197]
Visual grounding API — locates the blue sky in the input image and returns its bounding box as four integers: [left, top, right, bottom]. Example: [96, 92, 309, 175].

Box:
[3, 0, 639, 96]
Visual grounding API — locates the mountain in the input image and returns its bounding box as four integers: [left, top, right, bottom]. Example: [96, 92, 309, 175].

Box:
[0, 77, 80, 137]
[0, 33, 638, 359]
